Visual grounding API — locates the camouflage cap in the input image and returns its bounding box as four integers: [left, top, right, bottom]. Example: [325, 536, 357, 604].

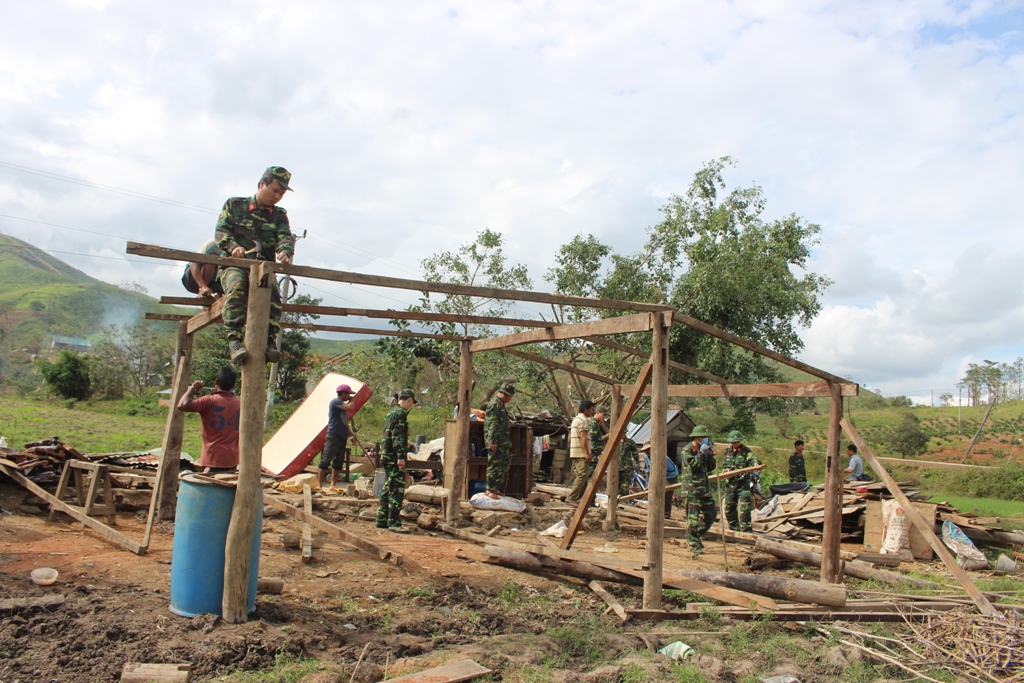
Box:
[498, 383, 516, 396]
[262, 166, 293, 191]
[398, 389, 416, 401]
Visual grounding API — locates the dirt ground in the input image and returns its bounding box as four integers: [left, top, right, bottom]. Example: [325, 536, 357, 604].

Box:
[0, 482, 941, 682]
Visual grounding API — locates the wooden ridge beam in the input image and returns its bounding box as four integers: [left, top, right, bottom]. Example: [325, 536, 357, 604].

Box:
[562, 362, 654, 549]
[500, 348, 617, 385]
[617, 381, 859, 398]
[471, 313, 654, 352]
[841, 418, 997, 616]
[128, 242, 672, 313]
[671, 312, 851, 384]
[160, 297, 556, 329]
[148, 314, 468, 341]
[583, 336, 730, 385]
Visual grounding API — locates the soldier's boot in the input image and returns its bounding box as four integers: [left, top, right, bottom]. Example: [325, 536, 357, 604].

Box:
[265, 338, 282, 363]
[228, 337, 248, 363]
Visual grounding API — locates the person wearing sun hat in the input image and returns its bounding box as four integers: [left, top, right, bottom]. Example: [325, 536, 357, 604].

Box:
[721, 429, 758, 532]
[680, 425, 717, 557]
[317, 383, 358, 491]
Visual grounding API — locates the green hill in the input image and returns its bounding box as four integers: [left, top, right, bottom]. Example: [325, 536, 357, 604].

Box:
[0, 232, 179, 347]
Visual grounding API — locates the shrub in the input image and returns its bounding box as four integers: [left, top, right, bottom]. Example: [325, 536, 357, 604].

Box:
[37, 350, 90, 400]
[887, 412, 928, 457]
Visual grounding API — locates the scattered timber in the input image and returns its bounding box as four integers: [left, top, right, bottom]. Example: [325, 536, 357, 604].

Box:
[589, 581, 631, 622]
[0, 595, 65, 611]
[383, 659, 492, 683]
[406, 484, 448, 505]
[754, 538, 940, 589]
[120, 663, 192, 683]
[441, 524, 646, 571]
[264, 496, 403, 565]
[664, 568, 846, 608]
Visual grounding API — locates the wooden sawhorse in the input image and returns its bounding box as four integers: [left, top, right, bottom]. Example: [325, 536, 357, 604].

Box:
[48, 460, 117, 526]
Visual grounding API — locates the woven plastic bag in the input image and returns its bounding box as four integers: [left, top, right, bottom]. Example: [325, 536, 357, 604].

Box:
[469, 492, 527, 512]
[941, 520, 989, 570]
[880, 499, 914, 561]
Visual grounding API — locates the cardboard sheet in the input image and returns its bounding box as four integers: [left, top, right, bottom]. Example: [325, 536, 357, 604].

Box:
[261, 373, 372, 479]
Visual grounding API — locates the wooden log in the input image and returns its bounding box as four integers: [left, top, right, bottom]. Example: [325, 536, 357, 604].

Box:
[470, 313, 655, 352]
[120, 663, 192, 683]
[0, 595, 65, 611]
[562, 362, 653, 549]
[841, 419, 997, 616]
[446, 339, 473, 518]
[500, 347, 617, 385]
[853, 552, 902, 568]
[0, 464, 145, 555]
[644, 311, 670, 610]
[820, 381, 843, 583]
[482, 545, 545, 572]
[754, 538, 939, 589]
[265, 496, 403, 564]
[620, 381, 859, 398]
[301, 484, 313, 564]
[875, 457, 995, 471]
[223, 262, 272, 624]
[664, 568, 846, 608]
[256, 577, 284, 594]
[406, 484, 448, 505]
[590, 581, 631, 622]
[281, 533, 325, 549]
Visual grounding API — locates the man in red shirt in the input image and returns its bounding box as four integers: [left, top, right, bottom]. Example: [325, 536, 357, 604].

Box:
[177, 366, 241, 472]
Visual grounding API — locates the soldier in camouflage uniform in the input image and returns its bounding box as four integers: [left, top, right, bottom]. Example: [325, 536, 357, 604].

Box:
[618, 437, 638, 497]
[680, 425, 717, 556]
[722, 430, 758, 532]
[377, 389, 415, 533]
[215, 166, 297, 364]
[484, 384, 515, 498]
[789, 440, 807, 483]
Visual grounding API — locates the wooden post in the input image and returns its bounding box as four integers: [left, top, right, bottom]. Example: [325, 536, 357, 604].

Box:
[446, 339, 473, 522]
[222, 262, 272, 623]
[841, 419, 997, 616]
[153, 321, 194, 525]
[643, 311, 670, 610]
[603, 384, 624, 531]
[820, 381, 843, 583]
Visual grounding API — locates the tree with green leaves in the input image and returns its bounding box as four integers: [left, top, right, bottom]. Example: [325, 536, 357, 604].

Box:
[888, 412, 929, 458]
[89, 323, 174, 397]
[38, 350, 90, 400]
[276, 293, 321, 399]
[546, 157, 831, 434]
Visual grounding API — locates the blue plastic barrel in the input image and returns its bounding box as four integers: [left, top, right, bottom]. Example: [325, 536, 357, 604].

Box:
[170, 473, 262, 618]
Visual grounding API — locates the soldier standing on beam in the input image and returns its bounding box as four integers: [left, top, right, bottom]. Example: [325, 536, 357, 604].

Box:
[377, 389, 415, 533]
[484, 383, 516, 499]
[215, 166, 296, 364]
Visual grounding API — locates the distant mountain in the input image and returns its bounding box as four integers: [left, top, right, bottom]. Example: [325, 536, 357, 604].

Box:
[0, 232, 178, 347]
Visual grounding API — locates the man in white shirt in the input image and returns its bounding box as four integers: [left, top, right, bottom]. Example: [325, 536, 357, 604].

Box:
[565, 400, 595, 504]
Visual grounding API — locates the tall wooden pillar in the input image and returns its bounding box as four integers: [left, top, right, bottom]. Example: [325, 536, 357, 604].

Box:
[820, 381, 844, 583]
[223, 263, 272, 623]
[446, 339, 473, 523]
[643, 312, 670, 609]
[603, 384, 624, 531]
[157, 321, 194, 520]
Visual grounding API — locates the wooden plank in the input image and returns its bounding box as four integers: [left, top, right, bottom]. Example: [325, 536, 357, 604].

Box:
[156, 322, 193, 522]
[186, 297, 225, 334]
[821, 382, 844, 583]
[223, 263, 272, 624]
[763, 488, 818, 534]
[128, 242, 672, 313]
[500, 348, 617, 385]
[561, 362, 654, 549]
[582, 336, 730, 385]
[301, 484, 313, 564]
[875, 457, 995, 471]
[265, 496, 403, 565]
[671, 312, 851, 384]
[470, 313, 654, 352]
[0, 464, 145, 555]
[285, 322, 466, 341]
[0, 595, 66, 611]
[618, 464, 766, 502]
[589, 581, 631, 622]
[120, 663, 192, 683]
[625, 609, 700, 621]
[841, 418, 997, 616]
[383, 659, 491, 683]
[440, 523, 646, 571]
[619, 381, 859, 398]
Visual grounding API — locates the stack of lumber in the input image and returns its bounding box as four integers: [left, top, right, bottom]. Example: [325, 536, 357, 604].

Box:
[0, 437, 90, 484]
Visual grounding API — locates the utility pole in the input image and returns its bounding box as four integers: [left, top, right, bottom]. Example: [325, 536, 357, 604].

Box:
[931, 389, 934, 407]
[958, 386, 962, 434]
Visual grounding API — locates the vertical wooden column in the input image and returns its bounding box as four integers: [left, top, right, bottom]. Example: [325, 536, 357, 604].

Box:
[223, 262, 272, 623]
[603, 384, 624, 531]
[446, 339, 473, 523]
[157, 321, 194, 521]
[820, 381, 844, 583]
[643, 312, 670, 609]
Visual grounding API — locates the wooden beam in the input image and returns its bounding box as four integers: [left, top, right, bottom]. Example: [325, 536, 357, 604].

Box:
[671, 312, 851, 384]
[618, 381, 859, 398]
[158, 322, 193, 521]
[583, 336, 730, 385]
[643, 311, 670, 609]
[618, 464, 766, 502]
[562, 362, 654, 550]
[223, 263, 272, 624]
[446, 339, 473, 518]
[500, 348, 617, 385]
[301, 484, 313, 564]
[471, 313, 654, 353]
[603, 384, 624, 532]
[186, 297, 225, 334]
[0, 464, 144, 555]
[820, 382, 844, 584]
[589, 581, 631, 622]
[841, 418, 997, 616]
[876, 457, 995, 471]
[285, 322, 466, 341]
[128, 242, 672, 313]
[264, 496, 404, 564]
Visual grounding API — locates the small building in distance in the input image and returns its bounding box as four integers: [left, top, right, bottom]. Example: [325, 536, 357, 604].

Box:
[50, 335, 92, 354]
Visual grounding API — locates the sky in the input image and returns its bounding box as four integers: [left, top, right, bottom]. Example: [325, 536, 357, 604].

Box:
[1, 0, 1023, 404]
